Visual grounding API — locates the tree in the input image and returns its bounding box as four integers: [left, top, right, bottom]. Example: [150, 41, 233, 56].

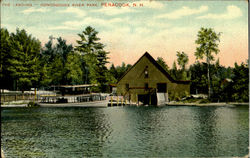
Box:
[109, 64, 118, 79]
[56, 37, 73, 66]
[41, 36, 74, 86]
[176, 51, 188, 70]
[0, 28, 12, 89]
[189, 61, 208, 94]
[176, 51, 189, 80]
[195, 27, 221, 99]
[231, 62, 249, 102]
[170, 61, 178, 80]
[156, 57, 169, 72]
[75, 26, 109, 92]
[65, 52, 83, 85]
[7, 28, 41, 91]
[41, 36, 56, 64]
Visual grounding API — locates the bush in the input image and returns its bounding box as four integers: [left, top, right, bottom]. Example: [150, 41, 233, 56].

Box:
[199, 99, 210, 103]
[27, 101, 40, 107]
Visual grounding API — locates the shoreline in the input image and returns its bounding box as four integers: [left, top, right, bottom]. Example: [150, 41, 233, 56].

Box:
[166, 102, 249, 107]
[1, 101, 248, 108]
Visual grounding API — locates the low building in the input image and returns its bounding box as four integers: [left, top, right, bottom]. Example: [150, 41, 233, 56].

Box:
[116, 52, 190, 105]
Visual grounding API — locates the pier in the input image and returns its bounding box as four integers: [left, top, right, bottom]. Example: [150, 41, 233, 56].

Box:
[40, 93, 108, 103]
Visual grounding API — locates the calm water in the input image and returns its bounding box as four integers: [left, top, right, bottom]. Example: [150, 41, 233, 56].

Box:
[1, 106, 249, 157]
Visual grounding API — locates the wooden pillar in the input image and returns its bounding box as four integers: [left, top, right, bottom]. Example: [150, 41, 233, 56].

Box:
[117, 96, 119, 106]
[149, 94, 151, 105]
[111, 96, 113, 106]
[136, 93, 138, 106]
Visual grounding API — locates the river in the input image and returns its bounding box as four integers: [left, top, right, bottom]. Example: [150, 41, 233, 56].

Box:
[1, 105, 249, 157]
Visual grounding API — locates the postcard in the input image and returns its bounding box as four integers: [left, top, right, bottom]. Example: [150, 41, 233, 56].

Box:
[1, 0, 249, 157]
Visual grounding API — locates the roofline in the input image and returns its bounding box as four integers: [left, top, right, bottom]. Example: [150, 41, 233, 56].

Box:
[117, 52, 191, 84]
[50, 84, 98, 88]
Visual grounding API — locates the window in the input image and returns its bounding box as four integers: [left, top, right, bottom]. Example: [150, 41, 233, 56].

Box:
[144, 66, 149, 78]
[125, 84, 129, 91]
[157, 83, 167, 93]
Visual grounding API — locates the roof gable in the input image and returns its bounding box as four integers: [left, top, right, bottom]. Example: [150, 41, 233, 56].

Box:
[117, 52, 190, 84]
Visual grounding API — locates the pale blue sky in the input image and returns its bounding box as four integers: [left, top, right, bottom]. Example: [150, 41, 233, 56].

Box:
[1, 0, 248, 67]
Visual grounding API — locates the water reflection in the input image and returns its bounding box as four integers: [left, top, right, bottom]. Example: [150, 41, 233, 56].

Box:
[193, 107, 219, 156]
[1, 106, 249, 157]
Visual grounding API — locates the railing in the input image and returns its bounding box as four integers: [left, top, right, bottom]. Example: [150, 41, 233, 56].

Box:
[1, 91, 109, 104]
[1, 91, 56, 104]
[39, 93, 108, 103]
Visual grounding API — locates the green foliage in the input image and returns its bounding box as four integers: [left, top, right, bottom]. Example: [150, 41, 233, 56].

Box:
[49, 56, 65, 85]
[195, 28, 221, 61]
[195, 27, 221, 98]
[176, 51, 189, 80]
[27, 101, 40, 107]
[231, 62, 249, 102]
[190, 62, 208, 94]
[156, 57, 169, 72]
[40, 36, 73, 86]
[176, 51, 189, 70]
[65, 52, 83, 85]
[110, 62, 132, 81]
[170, 61, 178, 80]
[199, 99, 210, 104]
[75, 26, 110, 92]
[7, 28, 41, 91]
[0, 28, 13, 89]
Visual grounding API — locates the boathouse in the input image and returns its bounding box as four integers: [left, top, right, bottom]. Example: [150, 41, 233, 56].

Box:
[116, 52, 190, 105]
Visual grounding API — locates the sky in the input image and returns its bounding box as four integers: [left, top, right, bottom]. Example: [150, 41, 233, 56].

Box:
[1, 0, 248, 68]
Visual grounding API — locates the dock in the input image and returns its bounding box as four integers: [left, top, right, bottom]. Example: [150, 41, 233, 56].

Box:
[39, 93, 108, 104]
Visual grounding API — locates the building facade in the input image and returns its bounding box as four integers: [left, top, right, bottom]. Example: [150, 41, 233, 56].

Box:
[117, 52, 190, 105]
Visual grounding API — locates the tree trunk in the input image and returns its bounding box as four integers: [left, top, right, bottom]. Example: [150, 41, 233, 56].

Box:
[207, 55, 211, 99]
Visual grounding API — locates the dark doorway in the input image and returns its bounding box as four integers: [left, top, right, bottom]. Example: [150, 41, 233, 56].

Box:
[138, 94, 150, 105]
[138, 94, 157, 105]
[157, 83, 167, 93]
[150, 93, 157, 105]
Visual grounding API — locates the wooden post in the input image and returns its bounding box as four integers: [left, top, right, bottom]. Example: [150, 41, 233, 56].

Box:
[117, 96, 119, 106]
[121, 97, 123, 106]
[136, 93, 138, 106]
[149, 94, 151, 105]
[111, 96, 113, 106]
[34, 88, 37, 101]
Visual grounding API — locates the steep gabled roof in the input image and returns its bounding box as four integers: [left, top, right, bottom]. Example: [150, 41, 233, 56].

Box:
[117, 52, 190, 84]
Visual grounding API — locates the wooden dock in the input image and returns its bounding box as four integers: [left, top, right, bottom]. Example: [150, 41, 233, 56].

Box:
[39, 93, 108, 104]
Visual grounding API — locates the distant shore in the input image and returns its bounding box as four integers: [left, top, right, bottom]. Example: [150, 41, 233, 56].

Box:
[166, 102, 249, 107]
[1, 101, 248, 108]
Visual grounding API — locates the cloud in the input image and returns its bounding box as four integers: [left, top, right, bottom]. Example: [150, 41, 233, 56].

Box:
[48, 17, 124, 30]
[135, 27, 151, 34]
[22, 8, 49, 14]
[197, 5, 242, 19]
[57, 7, 86, 17]
[47, 26, 77, 30]
[157, 6, 208, 19]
